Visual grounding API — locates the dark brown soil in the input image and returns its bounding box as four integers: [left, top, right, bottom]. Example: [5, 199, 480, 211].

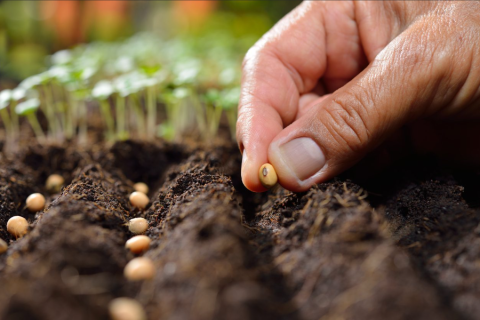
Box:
[0, 140, 479, 320]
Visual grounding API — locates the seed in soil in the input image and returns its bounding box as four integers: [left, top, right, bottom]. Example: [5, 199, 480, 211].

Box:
[0, 239, 7, 254]
[109, 297, 146, 320]
[259, 163, 278, 189]
[125, 235, 151, 254]
[133, 182, 149, 195]
[46, 174, 65, 193]
[129, 192, 149, 209]
[26, 193, 45, 212]
[128, 218, 149, 234]
[124, 257, 155, 281]
[7, 216, 28, 238]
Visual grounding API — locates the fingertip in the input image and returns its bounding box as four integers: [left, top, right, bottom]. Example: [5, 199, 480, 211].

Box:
[241, 149, 268, 193]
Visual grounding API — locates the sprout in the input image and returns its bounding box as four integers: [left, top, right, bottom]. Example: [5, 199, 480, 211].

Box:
[157, 122, 174, 141]
[139, 78, 159, 138]
[0, 90, 12, 107]
[15, 98, 45, 140]
[92, 81, 115, 140]
[220, 87, 240, 141]
[259, 163, 278, 189]
[48, 66, 71, 84]
[115, 56, 135, 73]
[81, 67, 96, 81]
[26, 193, 46, 212]
[219, 67, 238, 86]
[11, 88, 27, 101]
[18, 73, 49, 90]
[128, 218, 149, 234]
[173, 59, 200, 86]
[0, 90, 13, 141]
[51, 49, 72, 65]
[7, 216, 29, 238]
[203, 88, 223, 140]
[92, 81, 115, 100]
[4, 88, 23, 146]
[124, 257, 155, 281]
[125, 235, 151, 254]
[114, 73, 147, 139]
[139, 63, 161, 77]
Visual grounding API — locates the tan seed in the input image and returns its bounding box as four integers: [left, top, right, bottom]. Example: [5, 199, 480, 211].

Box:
[133, 182, 149, 195]
[7, 216, 28, 238]
[124, 257, 155, 281]
[129, 192, 149, 209]
[26, 193, 45, 212]
[128, 218, 149, 234]
[109, 297, 146, 320]
[46, 174, 64, 193]
[259, 163, 278, 189]
[0, 239, 8, 254]
[125, 235, 151, 254]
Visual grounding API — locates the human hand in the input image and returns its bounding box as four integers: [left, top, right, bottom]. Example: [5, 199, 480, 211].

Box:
[237, 1, 480, 192]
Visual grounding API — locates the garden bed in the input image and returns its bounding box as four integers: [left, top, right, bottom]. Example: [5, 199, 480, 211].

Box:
[0, 137, 479, 320]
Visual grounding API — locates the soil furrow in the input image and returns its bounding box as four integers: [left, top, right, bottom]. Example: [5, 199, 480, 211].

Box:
[385, 175, 480, 319]
[0, 162, 36, 242]
[0, 163, 134, 320]
[141, 150, 295, 320]
[247, 180, 463, 320]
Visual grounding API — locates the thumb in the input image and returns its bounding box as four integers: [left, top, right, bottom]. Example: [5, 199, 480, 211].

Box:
[268, 18, 478, 192]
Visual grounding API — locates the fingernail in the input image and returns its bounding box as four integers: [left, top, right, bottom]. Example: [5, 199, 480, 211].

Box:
[279, 138, 325, 181]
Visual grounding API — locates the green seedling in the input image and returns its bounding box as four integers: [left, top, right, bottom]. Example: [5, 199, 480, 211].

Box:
[20, 73, 60, 141]
[4, 31, 248, 146]
[92, 80, 115, 141]
[15, 98, 45, 141]
[0, 90, 13, 144]
[203, 89, 223, 140]
[161, 87, 196, 141]
[219, 87, 240, 141]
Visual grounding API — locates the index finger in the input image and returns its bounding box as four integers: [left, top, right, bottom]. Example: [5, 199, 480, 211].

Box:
[237, 1, 364, 192]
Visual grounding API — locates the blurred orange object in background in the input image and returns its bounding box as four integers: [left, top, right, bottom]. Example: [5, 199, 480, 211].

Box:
[41, 1, 84, 47]
[173, 1, 218, 31]
[40, 0, 130, 48]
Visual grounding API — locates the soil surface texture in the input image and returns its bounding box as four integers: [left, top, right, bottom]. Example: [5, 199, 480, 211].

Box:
[0, 139, 479, 320]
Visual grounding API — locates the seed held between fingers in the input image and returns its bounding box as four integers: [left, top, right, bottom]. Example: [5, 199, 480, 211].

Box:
[26, 193, 45, 212]
[109, 297, 146, 320]
[46, 174, 65, 194]
[128, 218, 149, 234]
[124, 257, 155, 281]
[133, 182, 149, 195]
[259, 163, 278, 189]
[125, 235, 151, 254]
[7, 216, 28, 238]
[129, 192, 149, 209]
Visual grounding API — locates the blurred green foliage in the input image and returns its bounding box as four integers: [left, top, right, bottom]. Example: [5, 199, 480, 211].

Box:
[0, 0, 301, 84]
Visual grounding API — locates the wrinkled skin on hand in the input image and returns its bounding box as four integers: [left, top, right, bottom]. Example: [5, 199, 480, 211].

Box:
[237, 1, 480, 192]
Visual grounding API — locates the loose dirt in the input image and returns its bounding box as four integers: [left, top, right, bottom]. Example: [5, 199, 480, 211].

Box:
[0, 139, 478, 320]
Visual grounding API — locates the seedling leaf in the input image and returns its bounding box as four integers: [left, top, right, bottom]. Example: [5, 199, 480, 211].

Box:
[15, 98, 40, 115]
[0, 90, 12, 109]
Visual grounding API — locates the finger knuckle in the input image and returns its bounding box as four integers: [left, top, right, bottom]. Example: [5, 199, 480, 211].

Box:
[321, 93, 372, 154]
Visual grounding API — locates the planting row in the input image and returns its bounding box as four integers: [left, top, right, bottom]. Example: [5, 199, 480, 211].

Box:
[0, 142, 478, 319]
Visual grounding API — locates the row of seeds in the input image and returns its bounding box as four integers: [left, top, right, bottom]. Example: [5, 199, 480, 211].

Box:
[1, 174, 154, 320]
